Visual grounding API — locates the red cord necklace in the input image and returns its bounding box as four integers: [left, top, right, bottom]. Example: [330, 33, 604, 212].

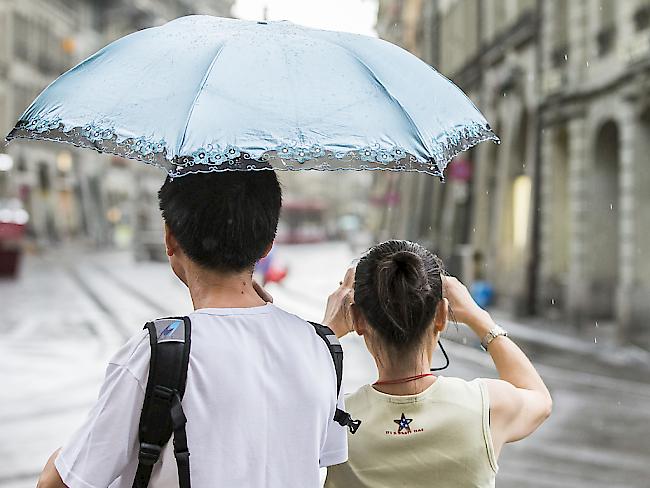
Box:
[373, 373, 434, 386]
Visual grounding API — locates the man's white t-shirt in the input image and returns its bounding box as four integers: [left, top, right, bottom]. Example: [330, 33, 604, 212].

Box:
[55, 304, 348, 488]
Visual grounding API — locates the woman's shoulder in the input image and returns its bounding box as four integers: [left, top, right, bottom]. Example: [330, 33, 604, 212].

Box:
[344, 384, 374, 410]
[439, 375, 484, 391]
[430, 376, 486, 407]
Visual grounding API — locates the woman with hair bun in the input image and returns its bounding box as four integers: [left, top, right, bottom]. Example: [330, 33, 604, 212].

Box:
[323, 240, 552, 488]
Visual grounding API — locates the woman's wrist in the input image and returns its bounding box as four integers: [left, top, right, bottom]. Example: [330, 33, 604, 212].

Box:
[465, 309, 496, 338]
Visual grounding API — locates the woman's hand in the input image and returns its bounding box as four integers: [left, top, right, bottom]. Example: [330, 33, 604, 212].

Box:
[323, 267, 356, 338]
[442, 275, 493, 336]
[253, 280, 273, 303]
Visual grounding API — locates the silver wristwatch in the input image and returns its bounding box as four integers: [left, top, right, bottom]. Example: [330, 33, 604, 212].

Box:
[481, 325, 508, 351]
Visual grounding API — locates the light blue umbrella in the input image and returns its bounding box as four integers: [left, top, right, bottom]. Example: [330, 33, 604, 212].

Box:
[6, 16, 498, 179]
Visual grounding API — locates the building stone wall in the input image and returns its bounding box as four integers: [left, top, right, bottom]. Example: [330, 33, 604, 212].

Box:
[0, 0, 233, 247]
[375, 0, 650, 346]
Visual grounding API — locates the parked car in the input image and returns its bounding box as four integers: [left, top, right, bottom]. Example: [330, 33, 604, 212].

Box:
[0, 199, 28, 278]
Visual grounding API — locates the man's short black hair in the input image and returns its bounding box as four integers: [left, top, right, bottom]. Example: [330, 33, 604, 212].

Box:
[158, 170, 282, 272]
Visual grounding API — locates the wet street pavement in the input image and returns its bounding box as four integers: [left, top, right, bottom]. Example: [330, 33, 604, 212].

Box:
[2, 242, 650, 488]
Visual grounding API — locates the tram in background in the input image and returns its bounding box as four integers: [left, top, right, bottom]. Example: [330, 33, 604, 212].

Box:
[276, 199, 328, 244]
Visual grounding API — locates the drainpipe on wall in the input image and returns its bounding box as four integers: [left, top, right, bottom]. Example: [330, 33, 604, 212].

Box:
[526, 0, 544, 315]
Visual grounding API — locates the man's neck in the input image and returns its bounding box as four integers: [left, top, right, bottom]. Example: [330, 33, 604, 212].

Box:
[185, 265, 267, 310]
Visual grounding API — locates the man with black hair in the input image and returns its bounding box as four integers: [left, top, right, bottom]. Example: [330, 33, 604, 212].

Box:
[37, 171, 348, 488]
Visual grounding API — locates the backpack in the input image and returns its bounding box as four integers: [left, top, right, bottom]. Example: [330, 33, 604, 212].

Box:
[132, 316, 361, 488]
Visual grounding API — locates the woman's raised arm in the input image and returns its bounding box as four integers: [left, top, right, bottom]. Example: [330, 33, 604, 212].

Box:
[442, 276, 553, 456]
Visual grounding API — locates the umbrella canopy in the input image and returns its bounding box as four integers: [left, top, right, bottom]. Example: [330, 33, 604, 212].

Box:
[6, 16, 498, 179]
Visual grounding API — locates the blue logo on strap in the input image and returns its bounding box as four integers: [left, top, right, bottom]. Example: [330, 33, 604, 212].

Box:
[161, 320, 182, 337]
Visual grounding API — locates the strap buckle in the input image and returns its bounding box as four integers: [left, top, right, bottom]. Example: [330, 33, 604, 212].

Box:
[347, 418, 362, 434]
[334, 408, 362, 434]
[138, 442, 162, 466]
[174, 448, 191, 461]
[153, 385, 174, 401]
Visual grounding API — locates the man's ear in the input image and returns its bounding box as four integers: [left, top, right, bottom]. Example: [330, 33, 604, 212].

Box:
[164, 223, 178, 257]
[433, 298, 448, 335]
[261, 241, 273, 259]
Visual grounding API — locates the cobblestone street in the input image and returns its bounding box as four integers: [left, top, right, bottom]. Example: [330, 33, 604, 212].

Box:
[2, 243, 650, 487]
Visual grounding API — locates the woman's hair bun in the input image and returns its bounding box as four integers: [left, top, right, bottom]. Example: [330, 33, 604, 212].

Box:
[391, 250, 420, 266]
[387, 250, 426, 286]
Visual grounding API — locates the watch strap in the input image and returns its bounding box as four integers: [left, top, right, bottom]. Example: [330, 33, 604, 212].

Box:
[481, 325, 508, 351]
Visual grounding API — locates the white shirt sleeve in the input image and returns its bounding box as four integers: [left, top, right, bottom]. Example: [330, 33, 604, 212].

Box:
[55, 333, 150, 488]
[318, 393, 349, 468]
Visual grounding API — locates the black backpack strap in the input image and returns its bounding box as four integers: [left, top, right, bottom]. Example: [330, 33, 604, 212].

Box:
[132, 317, 192, 488]
[308, 322, 361, 434]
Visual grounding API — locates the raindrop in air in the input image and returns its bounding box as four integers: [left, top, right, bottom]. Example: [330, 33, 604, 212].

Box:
[594, 337, 598, 344]
[551, 298, 555, 305]
[595, 321, 599, 328]
[564, 53, 568, 61]
[610, 203, 613, 210]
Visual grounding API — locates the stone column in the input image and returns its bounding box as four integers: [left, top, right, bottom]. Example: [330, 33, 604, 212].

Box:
[537, 124, 557, 310]
[566, 116, 589, 327]
[616, 105, 638, 344]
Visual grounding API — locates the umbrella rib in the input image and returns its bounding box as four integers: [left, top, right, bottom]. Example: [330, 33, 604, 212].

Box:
[177, 43, 227, 153]
[349, 52, 429, 153]
[314, 36, 431, 155]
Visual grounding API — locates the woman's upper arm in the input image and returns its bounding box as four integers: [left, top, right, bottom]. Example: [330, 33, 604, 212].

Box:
[483, 378, 552, 450]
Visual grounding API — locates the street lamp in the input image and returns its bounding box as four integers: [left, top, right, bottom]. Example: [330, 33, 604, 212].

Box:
[0, 154, 14, 172]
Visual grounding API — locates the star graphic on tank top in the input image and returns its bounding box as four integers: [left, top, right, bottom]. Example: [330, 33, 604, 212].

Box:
[394, 413, 413, 433]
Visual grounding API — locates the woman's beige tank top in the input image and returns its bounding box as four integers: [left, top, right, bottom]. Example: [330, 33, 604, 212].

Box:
[325, 376, 498, 488]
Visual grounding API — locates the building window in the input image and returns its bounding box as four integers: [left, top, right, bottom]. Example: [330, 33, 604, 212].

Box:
[551, 0, 569, 68]
[634, 4, 650, 31]
[38, 162, 51, 192]
[512, 174, 531, 250]
[596, 0, 617, 57]
[12, 13, 28, 60]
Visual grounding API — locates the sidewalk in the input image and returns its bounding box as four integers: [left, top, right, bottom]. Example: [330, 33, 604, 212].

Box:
[442, 308, 650, 383]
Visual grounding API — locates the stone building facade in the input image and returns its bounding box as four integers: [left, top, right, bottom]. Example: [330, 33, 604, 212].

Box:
[0, 0, 233, 246]
[375, 0, 650, 346]
[0, 0, 108, 244]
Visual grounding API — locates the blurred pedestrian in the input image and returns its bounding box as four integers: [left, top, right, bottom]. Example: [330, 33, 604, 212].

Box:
[323, 240, 552, 488]
[254, 245, 288, 286]
[37, 171, 348, 488]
